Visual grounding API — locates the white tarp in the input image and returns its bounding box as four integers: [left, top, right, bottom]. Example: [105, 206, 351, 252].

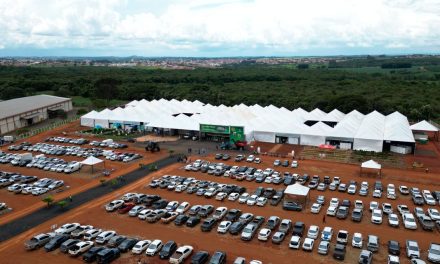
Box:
[284, 183, 310, 196]
[361, 159, 381, 170]
[410, 120, 439, 132]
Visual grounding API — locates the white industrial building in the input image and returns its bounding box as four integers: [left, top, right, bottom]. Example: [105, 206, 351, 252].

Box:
[0, 95, 72, 135]
[81, 98, 416, 153]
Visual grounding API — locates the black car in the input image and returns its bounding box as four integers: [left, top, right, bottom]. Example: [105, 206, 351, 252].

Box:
[251, 216, 265, 228]
[201, 218, 217, 232]
[174, 215, 189, 226]
[388, 240, 401, 256]
[292, 222, 305, 237]
[283, 176, 295, 186]
[108, 235, 126, 247]
[341, 200, 351, 208]
[191, 250, 210, 264]
[152, 199, 168, 209]
[333, 244, 346, 260]
[60, 239, 80, 253]
[118, 238, 138, 252]
[186, 216, 201, 227]
[83, 247, 106, 262]
[229, 221, 245, 235]
[209, 251, 226, 264]
[144, 195, 161, 206]
[281, 160, 289, 167]
[254, 187, 265, 196]
[263, 188, 276, 199]
[283, 201, 302, 211]
[96, 248, 120, 264]
[233, 186, 246, 194]
[159, 240, 177, 259]
[225, 209, 242, 221]
[44, 234, 69, 252]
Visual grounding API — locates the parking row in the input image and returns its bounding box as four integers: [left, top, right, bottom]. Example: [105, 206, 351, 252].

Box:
[0, 171, 65, 196]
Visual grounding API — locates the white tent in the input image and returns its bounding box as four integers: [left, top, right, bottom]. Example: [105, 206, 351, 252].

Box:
[410, 120, 439, 132]
[353, 111, 385, 152]
[384, 112, 415, 143]
[94, 109, 112, 128]
[361, 159, 381, 170]
[284, 183, 310, 196]
[301, 122, 332, 146]
[80, 156, 104, 173]
[80, 110, 98, 127]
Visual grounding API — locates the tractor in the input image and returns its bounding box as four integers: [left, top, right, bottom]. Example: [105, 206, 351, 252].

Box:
[220, 139, 247, 150]
[145, 141, 160, 152]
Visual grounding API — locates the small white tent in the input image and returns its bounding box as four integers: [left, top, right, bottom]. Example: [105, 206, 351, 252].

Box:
[360, 159, 382, 177]
[410, 120, 439, 132]
[81, 156, 104, 173]
[80, 110, 98, 127]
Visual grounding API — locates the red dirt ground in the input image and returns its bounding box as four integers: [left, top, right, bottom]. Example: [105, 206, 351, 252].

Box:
[1, 153, 440, 264]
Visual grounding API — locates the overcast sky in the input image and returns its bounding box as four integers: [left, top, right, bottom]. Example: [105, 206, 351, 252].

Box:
[0, 0, 439, 57]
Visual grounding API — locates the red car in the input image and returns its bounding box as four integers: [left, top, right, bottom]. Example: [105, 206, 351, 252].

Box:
[117, 203, 135, 214]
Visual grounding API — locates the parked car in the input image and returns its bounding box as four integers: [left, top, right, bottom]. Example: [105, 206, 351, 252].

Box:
[359, 250, 373, 264]
[96, 248, 120, 264]
[159, 240, 178, 260]
[191, 251, 210, 264]
[44, 234, 69, 251]
[427, 243, 440, 263]
[169, 245, 193, 264]
[406, 240, 420, 259]
[318, 240, 330, 255]
[352, 232, 363, 248]
[333, 244, 346, 260]
[132, 240, 151, 254]
[83, 246, 105, 263]
[388, 240, 401, 256]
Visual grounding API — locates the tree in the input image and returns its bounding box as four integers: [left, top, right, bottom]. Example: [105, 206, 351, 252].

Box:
[57, 200, 68, 210]
[100, 178, 107, 186]
[1, 87, 25, 100]
[168, 149, 175, 157]
[94, 78, 120, 106]
[42, 195, 54, 207]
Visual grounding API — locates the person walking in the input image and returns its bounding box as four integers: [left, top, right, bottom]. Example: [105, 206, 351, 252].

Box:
[69, 195, 73, 202]
[322, 214, 326, 223]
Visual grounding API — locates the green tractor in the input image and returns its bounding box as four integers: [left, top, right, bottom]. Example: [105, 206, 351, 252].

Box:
[145, 141, 160, 152]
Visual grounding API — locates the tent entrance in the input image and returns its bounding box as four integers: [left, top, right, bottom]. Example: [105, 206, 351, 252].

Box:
[275, 136, 288, 144]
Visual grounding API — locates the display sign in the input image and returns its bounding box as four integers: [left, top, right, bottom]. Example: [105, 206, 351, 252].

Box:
[200, 124, 230, 134]
[230, 126, 245, 142]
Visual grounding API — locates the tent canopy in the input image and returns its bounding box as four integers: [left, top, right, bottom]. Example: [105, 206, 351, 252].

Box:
[361, 159, 381, 170]
[284, 183, 310, 196]
[81, 156, 104, 166]
[410, 120, 439, 132]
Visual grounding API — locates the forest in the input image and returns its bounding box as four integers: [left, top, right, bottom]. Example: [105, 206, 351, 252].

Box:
[0, 57, 439, 122]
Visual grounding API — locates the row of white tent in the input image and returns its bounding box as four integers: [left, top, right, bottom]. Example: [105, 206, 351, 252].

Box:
[81, 98, 417, 152]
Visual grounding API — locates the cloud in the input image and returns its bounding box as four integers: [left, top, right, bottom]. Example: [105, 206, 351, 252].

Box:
[0, 0, 439, 56]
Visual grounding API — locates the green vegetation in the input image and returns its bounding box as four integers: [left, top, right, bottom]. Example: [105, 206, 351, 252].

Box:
[42, 195, 54, 207]
[0, 56, 439, 122]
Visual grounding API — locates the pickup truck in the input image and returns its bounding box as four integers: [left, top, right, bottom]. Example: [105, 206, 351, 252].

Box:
[169, 245, 193, 264]
[24, 233, 52, 250]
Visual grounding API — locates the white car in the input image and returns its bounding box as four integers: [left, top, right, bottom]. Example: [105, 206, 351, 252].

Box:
[228, 193, 240, 201]
[246, 155, 255, 162]
[175, 202, 190, 214]
[96, 230, 116, 244]
[310, 203, 322, 214]
[138, 209, 153, 220]
[256, 197, 267, 206]
[258, 228, 271, 241]
[382, 203, 393, 214]
[166, 201, 179, 211]
[371, 209, 383, 224]
[397, 204, 410, 216]
[83, 229, 102, 240]
[55, 223, 80, 235]
[122, 192, 137, 202]
[215, 192, 228, 201]
[347, 185, 357, 194]
[354, 200, 363, 210]
[403, 213, 418, 230]
[330, 198, 339, 207]
[399, 185, 409, 195]
[352, 232, 363, 248]
[321, 227, 333, 241]
[146, 239, 163, 256]
[169, 245, 193, 264]
[217, 221, 232, 234]
[302, 238, 314, 251]
[307, 225, 320, 239]
[423, 191, 437, 205]
[105, 200, 124, 212]
[388, 213, 400, 227]
[327, 206, 337, 216]
[289, 235, 301, 249]
[238, 193, 249, 203]
[428, 208, 440, 221]
[132, 240, 151, 254]
[68, 241, 93, 256]
[373, 189, 382, 198]
[291, 160, 298, 168]
[254, 157, 261, 163]
[246, 195, 258, 206]
[387, 190, 397, 200]
[129, 205, 146, 217]
[212, 207, 228, 220]
[369, 201, 379, 211]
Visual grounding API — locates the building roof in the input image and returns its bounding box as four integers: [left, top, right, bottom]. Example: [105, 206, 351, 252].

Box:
[0, 95, 71, 120]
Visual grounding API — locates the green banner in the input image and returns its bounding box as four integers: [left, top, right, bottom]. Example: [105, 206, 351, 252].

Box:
[230, 126, 245, 142]
[200, 124, 230, 134]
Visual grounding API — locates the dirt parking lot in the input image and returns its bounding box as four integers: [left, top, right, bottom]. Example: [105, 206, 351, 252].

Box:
[0, 121, 167, 224]
[1, 152, 439, 264]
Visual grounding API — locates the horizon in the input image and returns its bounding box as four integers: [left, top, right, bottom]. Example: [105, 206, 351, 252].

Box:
[1, 0, 439, 57]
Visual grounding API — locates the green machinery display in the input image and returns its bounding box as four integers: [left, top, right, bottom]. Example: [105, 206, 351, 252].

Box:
[200, 124, 246, 149]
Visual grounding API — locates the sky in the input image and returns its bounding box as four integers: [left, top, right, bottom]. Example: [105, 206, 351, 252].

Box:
[0, 0, 439, 57]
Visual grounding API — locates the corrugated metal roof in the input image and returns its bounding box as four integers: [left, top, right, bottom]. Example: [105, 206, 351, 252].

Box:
[0, 95, 71, 120]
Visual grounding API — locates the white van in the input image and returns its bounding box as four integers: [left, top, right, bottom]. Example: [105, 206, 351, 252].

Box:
[64, 162, 81, 173]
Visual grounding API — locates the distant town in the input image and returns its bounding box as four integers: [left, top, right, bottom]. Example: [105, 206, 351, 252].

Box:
[0, 54, 438, 69]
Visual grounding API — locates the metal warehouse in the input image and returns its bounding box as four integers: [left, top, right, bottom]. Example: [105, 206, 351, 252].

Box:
[0, 95, 72, 135]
